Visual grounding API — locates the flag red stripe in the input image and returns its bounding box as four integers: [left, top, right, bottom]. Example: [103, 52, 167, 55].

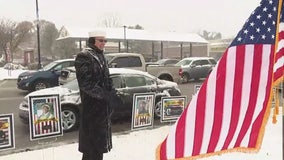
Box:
[274, 27, 284, 82]
[248, 109, 265, 147]
[274, 67, 284, 80]
[278, 30, 284, 41]
[248, 81, 272, 147]
[222, 45, 245, 149]
[275, 48, 283, 60]
[207, 53, 227, 152]
[192, 79, 208, 156]
[274, 40, 284, 81]
[175, 110, 186, 157]
[160, 139, 167, 160]
[275, 34, 283, 60]
[234, 45, 262, 147]
[248, 46, 274, 147]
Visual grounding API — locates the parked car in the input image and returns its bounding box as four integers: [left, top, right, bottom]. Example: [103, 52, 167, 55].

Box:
[19, 68, 182, 132]
[176, 57, 217, 82]
[17, 59, 75, 92]
[59, 53, 181, 85]
[147, 58, 180, 66]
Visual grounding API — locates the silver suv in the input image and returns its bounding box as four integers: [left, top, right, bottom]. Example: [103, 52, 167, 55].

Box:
[176, 57, 217, 82]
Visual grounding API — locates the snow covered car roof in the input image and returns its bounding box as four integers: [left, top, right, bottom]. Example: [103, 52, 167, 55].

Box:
[109, 68, 155, 78]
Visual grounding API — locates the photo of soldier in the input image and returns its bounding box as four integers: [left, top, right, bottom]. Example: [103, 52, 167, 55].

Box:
[38, 103, 54, 121]
[138, 100, 148, 114]
[132, 93, 155, 130]
[136, 100, 150, 125]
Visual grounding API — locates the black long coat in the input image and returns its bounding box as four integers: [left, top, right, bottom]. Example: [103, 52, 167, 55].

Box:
[75, 46, 113, 154]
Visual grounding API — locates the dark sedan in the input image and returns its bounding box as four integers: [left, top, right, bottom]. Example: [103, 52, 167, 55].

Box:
[19, 68, 181, 132]
[17, 59, 75, 92]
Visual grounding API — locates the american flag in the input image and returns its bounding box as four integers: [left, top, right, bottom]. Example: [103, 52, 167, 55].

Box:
[33, 97, 59, 136]
[156, 0, 283, 159]
[274, 3, 284, 84]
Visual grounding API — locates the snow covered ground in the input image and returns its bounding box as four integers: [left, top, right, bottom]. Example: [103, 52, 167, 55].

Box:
[0, 67, 282, 160]
[0, 68, 26, 81]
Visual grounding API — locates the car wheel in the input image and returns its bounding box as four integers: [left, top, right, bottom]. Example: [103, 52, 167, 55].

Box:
[159, 75, 173, 81]
[154, 100, 162, 118]
[61, 106, 79, 132]
[182, 73, 190, 83]
[33, 80, 49, 91]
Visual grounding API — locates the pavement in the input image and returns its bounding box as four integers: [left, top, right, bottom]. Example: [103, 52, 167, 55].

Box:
[0, 109, 282, 160]
[0, 125, 172, 160]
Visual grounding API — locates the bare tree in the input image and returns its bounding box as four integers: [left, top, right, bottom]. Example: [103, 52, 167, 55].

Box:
[100, 13, 121, 27]
[53, 38, 77, 59]
[0, 19, 34, 62]
[0, 19, 16, 62]
[36, 20, 58, 59]
[198, 30, 222, 40]
[11, 21, 34, 54]
[53, 26, 77, 58]
[128, 24, 143, 30]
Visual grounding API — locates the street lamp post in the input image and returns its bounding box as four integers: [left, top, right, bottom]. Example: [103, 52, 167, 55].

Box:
[123, 26, 128, 52]
[35, 0, 41, 69]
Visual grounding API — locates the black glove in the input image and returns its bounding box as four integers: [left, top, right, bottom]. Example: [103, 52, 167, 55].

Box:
[103, 89, 121, 109]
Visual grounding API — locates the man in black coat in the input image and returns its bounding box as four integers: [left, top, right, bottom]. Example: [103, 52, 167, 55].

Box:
[75, 30, 113, 160]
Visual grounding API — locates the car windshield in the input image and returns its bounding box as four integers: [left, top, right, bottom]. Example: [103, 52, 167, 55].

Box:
[62, 79, 79, 91]
[105, 55, 114, 63]
[141, 72, 157, 79]
[41, 61, 58, 71]
[175, 59, 192, 66]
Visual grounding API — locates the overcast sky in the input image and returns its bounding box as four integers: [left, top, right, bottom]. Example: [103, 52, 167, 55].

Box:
[0, 0, 261, 38]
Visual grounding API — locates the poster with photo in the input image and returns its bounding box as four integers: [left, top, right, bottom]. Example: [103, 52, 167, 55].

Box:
[161, 96, 187, 122]
[28, 94, 63, 141]
[0, 114, 15, 150]
[131, 93, 155, 130]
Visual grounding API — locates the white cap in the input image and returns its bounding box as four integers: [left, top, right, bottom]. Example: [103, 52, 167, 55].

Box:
[88, 30, 106, 38]
[42, 104, 50, 110]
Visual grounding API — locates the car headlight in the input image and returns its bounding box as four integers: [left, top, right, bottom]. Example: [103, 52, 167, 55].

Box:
[19, 98, 29, 110]
[21, 75, 33, 80]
